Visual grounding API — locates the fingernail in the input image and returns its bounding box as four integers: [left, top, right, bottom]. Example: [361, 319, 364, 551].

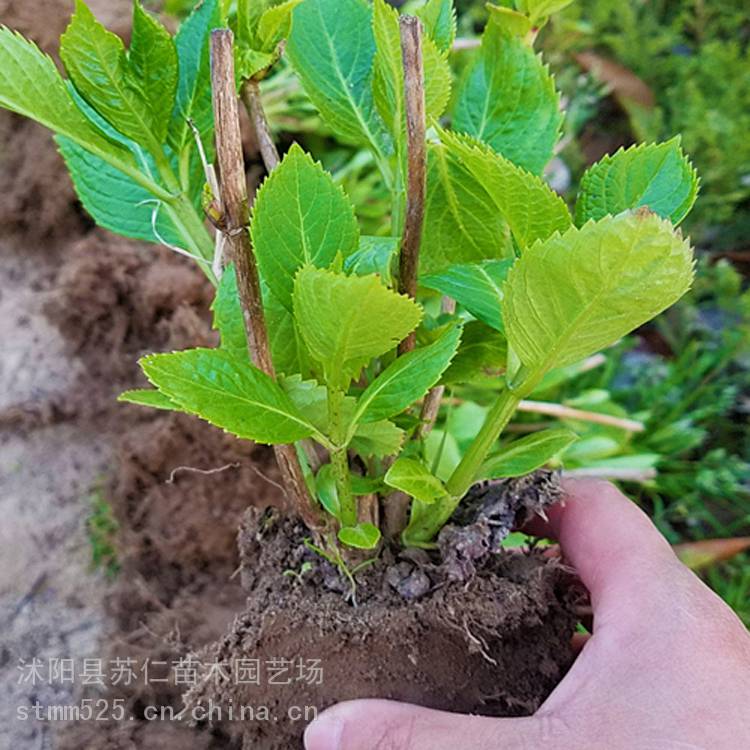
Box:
[304, 712, 344, 750]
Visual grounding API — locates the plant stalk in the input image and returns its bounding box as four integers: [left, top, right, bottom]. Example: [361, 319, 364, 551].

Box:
[328, 389, 356, 527]
[397, 15, 427, 356]
[210, 29, 323, 532]
[240, 78, 281, 172]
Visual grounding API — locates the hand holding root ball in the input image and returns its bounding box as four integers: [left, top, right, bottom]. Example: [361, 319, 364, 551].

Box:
[305, 480, 750, 750]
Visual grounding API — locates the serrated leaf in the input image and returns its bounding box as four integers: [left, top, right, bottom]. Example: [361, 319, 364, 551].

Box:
[118, 389, 180, 411]
[293, 267, 423, 389]
[478, 428, 578, 480]
[60, 1, 157, 144]
[422, 260, 512, 332]
[353, 324, 462, 425]
[517, 0, 575, 25]
[486, 5, 532, 37]
[442, 321, 507, 385]
[280, 374, 329, 433]
[0, 26, 134, 167]
[258, 0, 303, 50]
[416, 0, 456, 54]
[576, 139, 699, 227]
[264, 289, 313, 376]
[344, 236, 399, 284]
[452, 25, 562, 174]
[439, 130, 572, 250]
[237, 0, 271, 48]
[351, 419, 405, 458]
[130, 2, 178, 141]
[503, 211, 695, 381]
[287, 0, 391, 159]
[236, 47, 277, 81]
[385, 457, 448, 504]
[421, 140, 513, 274]
[338, 522, 381, 549]
[168, 0, 222, 160]
[251, 144, 359, 310]
[140, 348, 317, 444]
[212, 267, 249, 358]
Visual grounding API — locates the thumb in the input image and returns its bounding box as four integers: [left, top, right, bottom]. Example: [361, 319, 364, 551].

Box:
[304, 699, 563, 750]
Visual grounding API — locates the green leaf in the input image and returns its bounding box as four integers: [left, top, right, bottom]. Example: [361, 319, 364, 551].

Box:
[60, 1, 158, 144]
[486, 5, 532, 37]
[293, 267, 423, 389]
[344, 236, 399, 285]
[236, 47, 277, 81]
[315, 464, 341, 518]
[338, 522, 381, 549]
[422, 260, 512, 332]
[439, 130, 572, 250]
[280, 374, 330, 433]
[442, 321, 507, 385]
[416, 0, 456, 54]
[353, 324, 462, 425]
[251, 144, 359, 310]
[258, 0, 303, 50]
[212, 267, 249, 358]
[421, 140, 513, 274]
[452, 25, 562, 174]
[140, 348, 317, 444]
[130, 2, 178, 141]
[503, 211, 695, 380]
[575, 139, 699, 227]
[0, 26, 134, 167]
[351, 420, 405, 458]
[287, 0, 391, 160]
[478, 429, 578, 480]
[118, 389, 180, 411]
[385, 457, 448, 504]
[168, 0, 222, 161]
[237, 0, 270, 47]
[264, 289, 313, 376]
[516, 0, 575, 26]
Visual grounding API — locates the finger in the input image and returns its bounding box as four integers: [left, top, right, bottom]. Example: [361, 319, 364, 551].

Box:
[304, 700, 561, 750]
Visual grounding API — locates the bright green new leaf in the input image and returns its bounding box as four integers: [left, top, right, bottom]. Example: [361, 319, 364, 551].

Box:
[315, 464, 341, 518]
[416, 0, 457, 54]
[478, 428, 578, 480]
[440, 131, 572, 250]
[252, 145, 359, 309]
[486, 5, 532, 37]
[236, 48, 276, 81]
[576, 139, 699, 227]
[344, 236, 399, 285]
[140, 348, 317, 444]
[212, 267, 249, 358]
[351, 419, 405, 457]
[452, 25, 562, 174]
[130, 1, 178, 141]
[422, 260, 512, 332]
[264, 289, 313, 376]
[516, 0, 576, 26]
[237, 0, 271, 46]
[338, 522, 381, 549]
[118, 389, 179, 411]
[384, 457, 449, 504]
[353, 325, 462, 425]
[258, 0, 303, 49]
[280, 374, 330, 433]
[61, 1, 160, 144]
[421, 141, 513, 274]
[503, 211, 695, 381]
[287, 0, 391, 161]
[168, 0, 222, 162]
[0, 26, 134, 169]
[442, 321, 507, 385]
[293, 267, 423, 389]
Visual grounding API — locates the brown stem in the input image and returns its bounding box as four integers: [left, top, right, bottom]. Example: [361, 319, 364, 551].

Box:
[240, 78, 281, 173]
[397, 15, 426, 356]
[210, 30, 323, 532]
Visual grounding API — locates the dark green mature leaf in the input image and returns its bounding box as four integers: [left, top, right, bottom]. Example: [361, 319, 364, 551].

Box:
[344, 236, 399, 285]
[416, 0, 456, 54]
[293, 267, 423, 389]
[338, 522, 381, 549]
[440, 131, 572, 250]
[421, 141, 513, 274]
[385, 457, 448, 504]
[315, 464, 341, 518]
[287, 0, 392, 160]
[478, 429, 578, 480]
[442, 321, 507, 385]
[452, 24, 562, 174]
[576, 139, 699, 227]
[422, 260, 512, 332]
[212, 267, 249, 358]
[118, 389, 179, 411]
[61, 1, 158, 144]
[130, 2, 178, 141]
[503, 211, 695, 379]
[251, 145, 359, 309]
[353, 324, 462, 425]
[140, 348, 317, 444]
[168, 0, 222, 161]
[0, 26, 133, 167]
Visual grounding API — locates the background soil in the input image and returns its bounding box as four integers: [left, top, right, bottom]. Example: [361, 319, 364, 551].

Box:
[0, 2, 284, 748]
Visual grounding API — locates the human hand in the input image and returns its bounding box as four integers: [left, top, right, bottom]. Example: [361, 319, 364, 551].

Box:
[304, 479, 750, 750]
